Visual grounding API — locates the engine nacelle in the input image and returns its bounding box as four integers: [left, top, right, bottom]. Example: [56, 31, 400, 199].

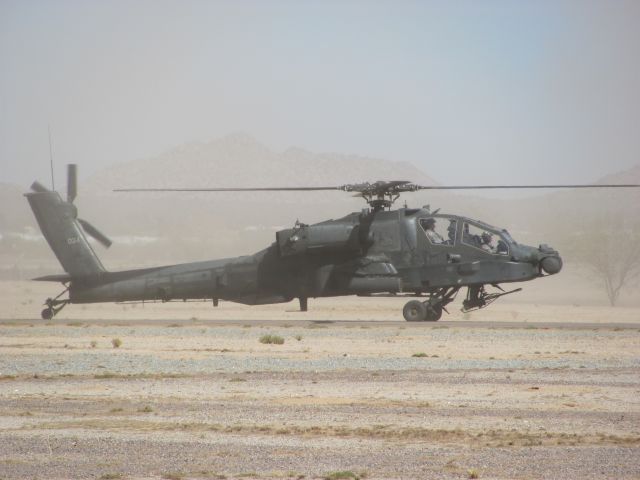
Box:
[277, 223, 363, 257]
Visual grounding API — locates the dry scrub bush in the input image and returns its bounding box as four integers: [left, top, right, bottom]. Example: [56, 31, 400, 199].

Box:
[259, 334, 285, 345]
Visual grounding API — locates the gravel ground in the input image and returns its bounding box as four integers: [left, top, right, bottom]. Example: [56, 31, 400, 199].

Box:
[1, 315, 639, 479]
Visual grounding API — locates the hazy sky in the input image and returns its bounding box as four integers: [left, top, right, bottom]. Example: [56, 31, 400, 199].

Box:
[1, 0, 639, 189]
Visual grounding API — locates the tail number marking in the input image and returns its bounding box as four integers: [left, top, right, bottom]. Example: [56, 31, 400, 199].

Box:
[67, 236, 81, 245]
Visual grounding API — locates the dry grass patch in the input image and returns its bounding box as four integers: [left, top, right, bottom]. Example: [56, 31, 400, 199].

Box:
[259, 334, 285, 345]
[31, 419, 640, 447]
[324, 472, 360, 480]
[273, 396, 431, 408]
[99, 474, 123, 480]
[162, 473, 184, 480]
[93, 372, 188, 380]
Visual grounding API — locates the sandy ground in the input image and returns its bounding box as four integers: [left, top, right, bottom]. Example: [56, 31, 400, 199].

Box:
[0, 281, 639, 479]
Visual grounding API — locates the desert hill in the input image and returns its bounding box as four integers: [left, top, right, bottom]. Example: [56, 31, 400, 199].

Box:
[86, 133, 438, 192]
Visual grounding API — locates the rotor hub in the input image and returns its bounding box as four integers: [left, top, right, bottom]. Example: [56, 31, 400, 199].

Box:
[340, 181, 420, 211]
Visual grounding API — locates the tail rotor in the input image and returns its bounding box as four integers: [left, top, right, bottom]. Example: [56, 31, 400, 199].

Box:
[67, 163, 77, 203]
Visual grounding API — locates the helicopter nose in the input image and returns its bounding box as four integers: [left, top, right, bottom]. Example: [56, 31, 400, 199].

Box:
[536, 244, 562, 275]
[540, 254, 563, 275]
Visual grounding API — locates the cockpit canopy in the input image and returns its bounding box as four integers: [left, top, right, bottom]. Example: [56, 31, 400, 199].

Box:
[418, 214, 515, 256]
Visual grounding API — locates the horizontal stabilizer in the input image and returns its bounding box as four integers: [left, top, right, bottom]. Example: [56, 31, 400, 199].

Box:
[32, 274, 73, 282]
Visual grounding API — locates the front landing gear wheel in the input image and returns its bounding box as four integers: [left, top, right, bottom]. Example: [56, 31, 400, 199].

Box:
[41, 308, 54, 320]
[403, 300, 426, 322]
[425, 304, 443, 321]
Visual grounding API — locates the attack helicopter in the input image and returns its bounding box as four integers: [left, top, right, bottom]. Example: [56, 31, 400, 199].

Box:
[26, 165, 639, 321]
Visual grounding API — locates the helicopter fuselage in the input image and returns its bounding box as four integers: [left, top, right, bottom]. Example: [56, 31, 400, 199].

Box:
[65, 207, 561, 319]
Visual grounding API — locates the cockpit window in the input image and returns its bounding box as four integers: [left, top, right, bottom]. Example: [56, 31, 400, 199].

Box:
[462, 222, 509, 255]
[420, 218, 457, 246]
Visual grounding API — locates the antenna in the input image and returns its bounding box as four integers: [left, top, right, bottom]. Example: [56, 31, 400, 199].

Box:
[48, 125, 55, 191]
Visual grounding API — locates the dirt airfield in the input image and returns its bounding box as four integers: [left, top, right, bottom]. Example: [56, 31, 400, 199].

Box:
[1, 280, 639, 479]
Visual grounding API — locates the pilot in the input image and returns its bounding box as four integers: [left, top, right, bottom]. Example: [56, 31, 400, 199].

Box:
[481, 232, 495, 252]
[424, 218, 445, 244]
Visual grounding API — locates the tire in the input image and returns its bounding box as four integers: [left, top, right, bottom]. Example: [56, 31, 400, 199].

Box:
[425, 304, 443, 321]
[41, 308, 53, 320]
[403, 300, 426, 322]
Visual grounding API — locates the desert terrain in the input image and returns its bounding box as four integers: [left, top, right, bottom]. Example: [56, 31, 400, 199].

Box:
[1, 280, 639, 480]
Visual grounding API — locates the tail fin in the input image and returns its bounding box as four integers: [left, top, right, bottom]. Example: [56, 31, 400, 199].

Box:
[25, 185, 107, 278]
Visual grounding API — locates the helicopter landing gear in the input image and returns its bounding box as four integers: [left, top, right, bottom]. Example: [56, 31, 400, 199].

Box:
[462, 285, 522, 312]
[425, 304, 443, 321]
[403, 287, 459, 322]
[402, 299, 443, 322]
[41, 299, 69, 320]
[403, 300, 426, 322]
[40, 286, 70, 320]
[299, 296, 308, 312]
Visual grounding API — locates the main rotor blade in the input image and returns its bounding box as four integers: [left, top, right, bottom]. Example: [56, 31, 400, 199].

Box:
[114, 187, 342, 192]
[414, 184, 640, 190]
[115, 183, 640, 193]
[78, 218, 112, 248]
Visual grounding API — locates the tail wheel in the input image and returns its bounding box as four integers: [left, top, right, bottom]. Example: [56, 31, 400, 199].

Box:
[403, 300, 426, 322]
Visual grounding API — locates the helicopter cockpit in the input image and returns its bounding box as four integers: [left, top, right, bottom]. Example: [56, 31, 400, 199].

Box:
[418, 215, 513, 256]
[461, 221, 510, 255]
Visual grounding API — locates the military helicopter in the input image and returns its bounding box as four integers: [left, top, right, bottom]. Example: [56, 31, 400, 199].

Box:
[26, 165, 639, 321]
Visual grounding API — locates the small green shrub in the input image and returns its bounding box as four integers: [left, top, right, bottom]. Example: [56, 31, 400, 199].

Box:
[259, 334, 285, 345]
[111, 338, 122, 348]
[412, 352, 428, 358]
